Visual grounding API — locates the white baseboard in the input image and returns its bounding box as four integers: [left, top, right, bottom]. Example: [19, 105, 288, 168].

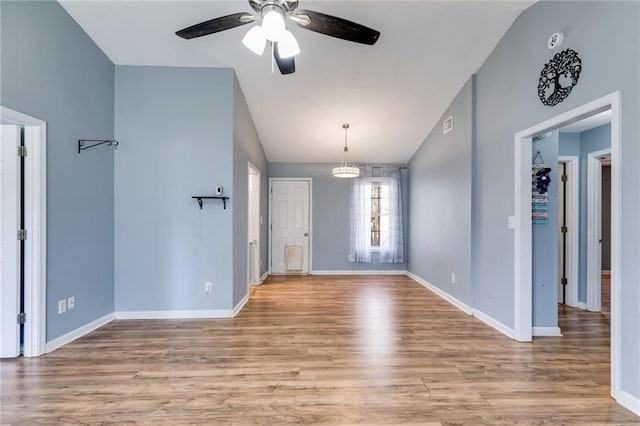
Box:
[406, 272, 473, 315]
[259, 271, 269, 283]
[615, 388, 640, 416]
[533, 326, 563, 336]
[313, 270, 408, 276]
[233, 295, 249, 317]
[115, 309, 234, 320]
[577, 302, 588, 310]
[472, 309, 516, 339]
[407, 272, 518, 340]
[45, 312, 115, 353]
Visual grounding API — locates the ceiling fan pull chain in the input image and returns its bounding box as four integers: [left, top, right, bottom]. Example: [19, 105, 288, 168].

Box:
[271, 42, 275, 75]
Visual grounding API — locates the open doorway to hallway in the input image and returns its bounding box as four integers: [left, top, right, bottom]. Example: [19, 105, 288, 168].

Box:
[556, 110, 612, 316]
[514, 92, 625, 410]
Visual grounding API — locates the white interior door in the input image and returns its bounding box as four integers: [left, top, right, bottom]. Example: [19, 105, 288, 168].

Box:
[270, 179, 310, 274]
[248, 164, 260, 285]
[557, 162, 565, 304]
[1, 124, 21, 358]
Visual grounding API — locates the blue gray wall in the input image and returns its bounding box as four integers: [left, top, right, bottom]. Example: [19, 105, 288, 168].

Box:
[408, 78, 474, 306]
[232, 74, 268, 306]
[268, 163, 408, 272]
[473, 1, 639, 397]
[114, 66, 235, 311]
[1, 1, 115, 341]
[531, 132, 559, 327]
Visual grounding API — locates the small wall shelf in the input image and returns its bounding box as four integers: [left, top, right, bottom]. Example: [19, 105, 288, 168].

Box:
[192, 196, 229, 210]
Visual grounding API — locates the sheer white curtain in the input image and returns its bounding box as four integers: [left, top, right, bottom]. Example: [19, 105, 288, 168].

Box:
[379, 167, 404, 263]
[348, 166, 404, 264]
[349, 166, 372, 263]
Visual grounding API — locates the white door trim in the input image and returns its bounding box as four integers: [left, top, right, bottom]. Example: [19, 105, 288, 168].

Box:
[586, 149, 611, 312]
[558, 156, 579, 308]
[247, 162, 261, 288]
[268, 178, 313, 274]
[513, 91, 621, 403]
[0, 106, 47, 357]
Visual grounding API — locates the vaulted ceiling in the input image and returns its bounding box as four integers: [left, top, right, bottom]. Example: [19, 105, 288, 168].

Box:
[59, 1, 534, 163]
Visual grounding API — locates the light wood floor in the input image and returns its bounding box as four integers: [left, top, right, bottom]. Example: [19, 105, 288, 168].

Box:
[601, 270, 611, 316]
[2, 275, 638, 425]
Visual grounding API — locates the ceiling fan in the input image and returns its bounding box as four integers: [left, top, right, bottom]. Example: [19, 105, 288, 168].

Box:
[175, 0, 380, 75]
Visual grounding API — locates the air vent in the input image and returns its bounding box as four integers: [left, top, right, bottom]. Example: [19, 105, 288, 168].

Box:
[443, 115, 454, 134]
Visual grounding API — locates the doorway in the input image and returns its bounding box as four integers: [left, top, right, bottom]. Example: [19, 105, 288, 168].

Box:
[513, 92, 621, 405]
[557, 156, 579, 308]
[587, 150, 612, 313]
[247, 162, 261, 288]
[0, 106, 47, 358]
[269, 178, 311, 274]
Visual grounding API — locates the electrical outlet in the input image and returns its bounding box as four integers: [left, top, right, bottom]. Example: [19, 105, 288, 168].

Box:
[451, 273, 456, 284]
[67, 296, 75, 310]
[204, 282, 213, 294]
[58, 299, 66, 314]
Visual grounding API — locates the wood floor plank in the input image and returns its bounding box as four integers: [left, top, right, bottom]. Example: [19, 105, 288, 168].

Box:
[1, 275, 638, 424]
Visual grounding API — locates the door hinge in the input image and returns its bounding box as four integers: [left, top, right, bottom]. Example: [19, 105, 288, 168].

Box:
[561, 278, 568, 285]
[17, 229, 27, 241]
[18, 312, 26, 324]
[17, 146, 27, 157]
[561, 226, 568, 233]
[561, 174, 568, 182]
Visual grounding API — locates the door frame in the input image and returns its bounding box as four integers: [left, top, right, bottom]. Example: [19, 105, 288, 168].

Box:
[268, 178, 313, 274]
[586, 149, 611, 312]
[558, 156, 579, 308]
[0, 106, 47, 357]
[513, 91, 620, 402]
[247, 162, 261, 288]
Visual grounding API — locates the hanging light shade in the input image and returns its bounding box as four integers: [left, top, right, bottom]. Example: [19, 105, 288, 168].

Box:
[278, 30, 300, 58]
[331, 123, 360, 178]
[261, 6, 286, 42]
[242, 25, 267, 55]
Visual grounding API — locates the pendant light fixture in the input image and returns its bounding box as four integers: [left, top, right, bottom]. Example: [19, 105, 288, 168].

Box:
[331, 123, 360, 178]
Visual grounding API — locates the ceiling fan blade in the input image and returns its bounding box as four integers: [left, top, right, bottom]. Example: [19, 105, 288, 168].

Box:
[274, 43, 296, 75]
[292, 10, 380, 45]
[176, 13, 255, 40]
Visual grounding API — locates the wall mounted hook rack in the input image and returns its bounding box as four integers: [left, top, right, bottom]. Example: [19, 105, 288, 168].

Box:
[78, 139, 119, 153]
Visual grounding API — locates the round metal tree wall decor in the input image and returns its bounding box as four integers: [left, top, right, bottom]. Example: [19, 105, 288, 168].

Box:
[537, 48, 582, 106]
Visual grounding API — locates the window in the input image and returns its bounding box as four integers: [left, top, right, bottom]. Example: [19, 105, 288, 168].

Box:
[370, 181, 389, 248]
[349, 166, 404, 264]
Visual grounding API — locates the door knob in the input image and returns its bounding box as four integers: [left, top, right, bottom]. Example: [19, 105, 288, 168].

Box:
[304, 233, 308, 237]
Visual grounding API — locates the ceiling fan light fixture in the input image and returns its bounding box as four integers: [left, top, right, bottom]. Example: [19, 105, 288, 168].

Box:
[331, 123, 360, 178]
[242, 25, 267, 55]
[261, 7, 286, 41]
[278, 30, 300, 58]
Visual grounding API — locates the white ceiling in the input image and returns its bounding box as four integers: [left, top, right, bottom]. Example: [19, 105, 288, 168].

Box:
[559, 110, 611, 133]
[59, 0, 534, 163]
